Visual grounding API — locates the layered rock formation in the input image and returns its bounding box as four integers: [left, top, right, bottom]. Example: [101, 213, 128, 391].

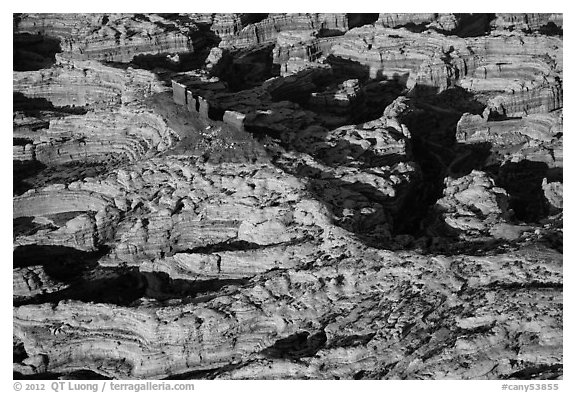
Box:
[14, 239, 562, 379]
[219, 13, 349, 49]
[13, 56, 167, 107]
[455, 112, 563, 168]
[432, 170, 513, 238]
[491, 13, 563, 32]
[15, 13, 209, 63]
[14, 13, 562, 381]
[13, 56, 178, 195]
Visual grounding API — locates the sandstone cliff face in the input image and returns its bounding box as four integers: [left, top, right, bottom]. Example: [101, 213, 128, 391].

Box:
[15, 13, 207, 63]
[14, 13, 562, 380]
[13, 56, 167, 107]
[219, 13, 349, 49]
[491, 13, 563, 32]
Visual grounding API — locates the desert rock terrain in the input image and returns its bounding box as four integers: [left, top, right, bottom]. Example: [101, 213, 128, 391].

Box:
[13, 13, 562, 380]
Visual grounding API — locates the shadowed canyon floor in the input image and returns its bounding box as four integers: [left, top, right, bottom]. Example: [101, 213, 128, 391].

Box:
[13, 13, 562, 380]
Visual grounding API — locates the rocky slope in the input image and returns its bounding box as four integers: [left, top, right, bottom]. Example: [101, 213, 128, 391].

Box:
[13, 13, 562, 380]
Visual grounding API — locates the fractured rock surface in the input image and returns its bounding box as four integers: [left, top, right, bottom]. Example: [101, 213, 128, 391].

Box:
[13, 13, 562, 380]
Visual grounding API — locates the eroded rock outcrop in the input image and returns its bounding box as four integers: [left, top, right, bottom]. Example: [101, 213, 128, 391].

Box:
[491, 14, 563, 32]
[13, 57, 180, 196]
[14, 13, 563, 381]
[14, 238, 562, 379]
[456, 111, 563, 168]
[431, 171, 513, 239]
[219, 13, 349, 49]
[13, 57, 167, 107]
[15, 13, 208, 63]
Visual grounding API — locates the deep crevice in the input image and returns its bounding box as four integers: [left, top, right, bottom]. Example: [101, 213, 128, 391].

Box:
[261, 330, 327, 359]
[13, 244, 251, 306]
[209, 44, 279, 92]
[347, 14, 380, 29]
[14, 32, 62, 71]
[13, 92, 88, 116]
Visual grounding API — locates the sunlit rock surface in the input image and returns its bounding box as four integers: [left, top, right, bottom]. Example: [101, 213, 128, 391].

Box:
[13, 13, 562, 380]
[15, 13, 208, 63]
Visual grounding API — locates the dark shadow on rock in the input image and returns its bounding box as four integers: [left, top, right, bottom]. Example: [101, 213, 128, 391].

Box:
[328, 332, 376, 349]
[391, 85, 508, 237]
[133, 17, 222, 74]
[446, 142, 493, 178]
[13, 92, 89, 115]
[131, 50, 212, 74]
[399, 22, 430, 34]
[14, 33, 61, 71]
[13, 244, 107, 270]
[430, 14, 495, 38]
[347, 13, 380, 29]
[13, 244, 250, 306]
[105, 26, 222, 85]
[168, 44, 560, 248]
[162, 366, 227, 380]
[356, 78, 407, 123]
[12, 245, 141, 306]
[14, 266, 147, 307]
[452, 13, 495, 38]
[261, 330, 327, 359]
[403, 87, 561, 228]
[142, 272, 250, 302]
[14, 137, 34, 146]
[488, 160, 551, 222]
[539, 22, 563, 37]
[305, 135, 408, 169]
[14, 160, 127, 198]
[13, 370, 110, 381]
[317, 28, 346, 38]
[274, 161, 399, 247]
[240, 14, 270, 26]
[270, 57, 407, 129]
[180, 236, 312, 254]
[209, 44, 279, 92]
[13, 160, 47, 196]
[247, 79, 489, 244]
[325, 54, 370, 81]
[506, 363, 563, 380]
[305, 74, 406, 127]
[13, 341, 27, 363]
[410, 86, 486, 115]
[423, 237, 523, 257]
